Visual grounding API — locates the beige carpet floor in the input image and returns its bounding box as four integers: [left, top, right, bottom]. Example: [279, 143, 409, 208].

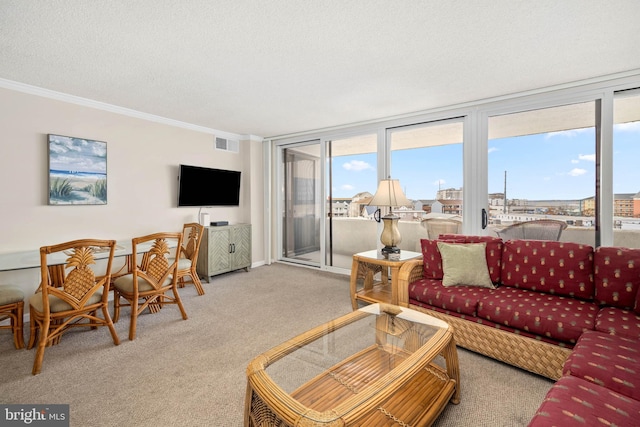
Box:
[0, 263, 553, 426]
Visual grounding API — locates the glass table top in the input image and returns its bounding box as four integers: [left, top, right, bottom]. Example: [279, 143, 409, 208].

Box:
[249, 304, 451, 424]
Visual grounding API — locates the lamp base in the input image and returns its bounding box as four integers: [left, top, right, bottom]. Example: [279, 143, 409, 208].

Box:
[381, 246, 401, 255]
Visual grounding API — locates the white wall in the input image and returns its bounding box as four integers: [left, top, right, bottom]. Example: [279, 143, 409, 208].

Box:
[0, 87, 265, 296]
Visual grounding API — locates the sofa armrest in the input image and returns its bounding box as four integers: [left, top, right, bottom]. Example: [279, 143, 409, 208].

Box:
[397, 259, 424, 307]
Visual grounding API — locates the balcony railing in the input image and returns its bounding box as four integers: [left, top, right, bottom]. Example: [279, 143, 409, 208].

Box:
[325, 218, 640, 270]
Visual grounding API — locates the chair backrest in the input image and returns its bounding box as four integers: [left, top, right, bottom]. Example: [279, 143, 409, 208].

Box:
[180, 223, 204, 263]
[496, 219, 568, 241]
[420, 218, 462, 239]
[131, 232, 183, 291]
[39, 239, 116, 312]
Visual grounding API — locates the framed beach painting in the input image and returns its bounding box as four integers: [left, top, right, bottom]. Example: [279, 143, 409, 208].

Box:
[48, 134, 107, 205]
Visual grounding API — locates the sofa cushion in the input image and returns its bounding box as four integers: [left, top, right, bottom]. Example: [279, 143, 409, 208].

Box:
[528, 375, 640, 427]
[409, 301, 572, 347]
[439, 235, 503, 283]
[501, 240, 594, 300]
[594, 246, 640, 309]
[563, 330, 640, 401]
[437, 242, 494, 288]
[595, 307, 640, 339]
[477, 287, 598, 344]
[408, 278, 492, 316]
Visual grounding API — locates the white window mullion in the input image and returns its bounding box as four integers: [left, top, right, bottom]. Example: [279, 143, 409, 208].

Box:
[463, 109, 486, 235]
[599, 91, 614, 246]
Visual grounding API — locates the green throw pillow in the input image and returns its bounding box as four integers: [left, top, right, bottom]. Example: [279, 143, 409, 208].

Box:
[436, 242, 495, 288]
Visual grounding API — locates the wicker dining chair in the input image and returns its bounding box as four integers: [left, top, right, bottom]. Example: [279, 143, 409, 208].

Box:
[421, 218, 462, 239]
[0, 285, 25, 349]
[28, 239, 119, 375]
[173, 223, 205, 295]
[496, 219, 568, 241]
[112, 232, 187, 341]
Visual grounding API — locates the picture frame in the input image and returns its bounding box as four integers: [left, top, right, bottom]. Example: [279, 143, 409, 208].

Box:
[48, 134, 107, 205]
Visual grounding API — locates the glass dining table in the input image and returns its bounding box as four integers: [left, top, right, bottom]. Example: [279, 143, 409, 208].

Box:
[0, 239, 178, 288]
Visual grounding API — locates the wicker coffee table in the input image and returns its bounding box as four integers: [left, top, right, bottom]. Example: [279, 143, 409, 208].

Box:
[245, 304, 460, 426]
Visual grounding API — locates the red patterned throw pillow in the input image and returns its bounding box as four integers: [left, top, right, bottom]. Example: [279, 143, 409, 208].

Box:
[420, 239, 445, 279]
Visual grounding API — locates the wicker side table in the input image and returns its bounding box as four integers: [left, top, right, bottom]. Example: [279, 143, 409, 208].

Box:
[350, 250, 422, 310]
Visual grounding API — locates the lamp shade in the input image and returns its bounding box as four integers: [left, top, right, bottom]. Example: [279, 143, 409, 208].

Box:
[368, 179, 412, 208]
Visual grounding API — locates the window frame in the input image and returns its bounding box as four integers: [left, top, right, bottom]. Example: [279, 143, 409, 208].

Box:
[269, 73, 640, 271]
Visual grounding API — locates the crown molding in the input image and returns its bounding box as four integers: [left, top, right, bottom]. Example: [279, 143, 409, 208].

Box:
[0, 78, 243, 141]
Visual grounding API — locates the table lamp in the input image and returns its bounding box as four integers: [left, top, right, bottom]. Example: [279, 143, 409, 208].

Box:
[368, 178, 412, 256]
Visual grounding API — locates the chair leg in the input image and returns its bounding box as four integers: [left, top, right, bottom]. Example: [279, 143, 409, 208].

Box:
[190, 269, 205, 296]
[113, 292, 121, 322]
[129, 298, 138, 341]
[13, 301, 24, 349]
[173, 286, 188, 320]
[32, 318, 50, 375]
[27, 309, 39, 350]
[102, 305, 120, 346]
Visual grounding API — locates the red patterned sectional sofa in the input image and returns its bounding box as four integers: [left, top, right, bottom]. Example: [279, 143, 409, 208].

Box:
[528, 330, 640, 426]
[396, 236, 640, 425]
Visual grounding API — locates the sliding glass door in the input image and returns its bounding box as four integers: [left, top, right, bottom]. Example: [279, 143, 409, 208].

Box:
[281, 142, 322, 266]
[279, 134, 379, 270]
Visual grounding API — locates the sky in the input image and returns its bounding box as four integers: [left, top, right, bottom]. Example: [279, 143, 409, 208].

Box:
[48, 134, 107, 174]
[330, 122, 640, 201]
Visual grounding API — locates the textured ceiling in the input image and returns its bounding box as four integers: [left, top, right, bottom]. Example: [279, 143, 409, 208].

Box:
[1, 1, 639, 138]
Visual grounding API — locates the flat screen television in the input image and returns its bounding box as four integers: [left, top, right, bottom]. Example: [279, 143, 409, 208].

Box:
[178, 164, 241, 207]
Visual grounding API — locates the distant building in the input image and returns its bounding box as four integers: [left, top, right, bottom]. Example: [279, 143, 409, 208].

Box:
[437, 187, 463, 200]
[416, 199, 436, 214]
[439, 199, 463, 216]
[580, 192, 640, 218]
[329, 198, 350, 217]
[349, 188, 640, 221]
[349, 192, 373, 217]
[614, 193, 636, 217]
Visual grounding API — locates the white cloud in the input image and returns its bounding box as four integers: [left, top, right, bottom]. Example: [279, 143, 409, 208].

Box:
[342, 160, 373, 171]
[568, 168, 587, 177]
[341, 184, 355, 191]
[571, 159, 579, 164]
[578, 154, 595, 162]
[488, 147, 498, 154]
[615, 122, 640, 133]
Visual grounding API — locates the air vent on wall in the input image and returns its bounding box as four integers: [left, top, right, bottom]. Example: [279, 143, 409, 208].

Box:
[215, 137, 239, 153]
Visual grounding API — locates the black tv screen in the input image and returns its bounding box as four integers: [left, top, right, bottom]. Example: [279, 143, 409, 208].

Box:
[178, 164, 241, 207]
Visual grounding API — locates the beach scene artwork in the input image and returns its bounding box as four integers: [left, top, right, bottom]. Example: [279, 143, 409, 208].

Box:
[48, 134, 107, 205]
